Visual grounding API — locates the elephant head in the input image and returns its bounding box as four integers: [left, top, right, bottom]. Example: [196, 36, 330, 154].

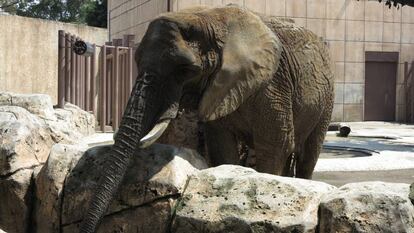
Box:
[80, 5, 281, 232]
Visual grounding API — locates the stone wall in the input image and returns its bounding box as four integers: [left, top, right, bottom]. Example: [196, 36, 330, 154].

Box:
[109, 0, 414, 122]
[0, 15, 108, 104]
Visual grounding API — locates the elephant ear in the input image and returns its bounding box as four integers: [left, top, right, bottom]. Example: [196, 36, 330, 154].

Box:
[198, 8, 282, 121]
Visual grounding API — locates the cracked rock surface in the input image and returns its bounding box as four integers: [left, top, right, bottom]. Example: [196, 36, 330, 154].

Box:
[0, 92, 95, 233]
[319, 182, 414, 233]
[172, 165, 336, 233]
[33, 143, 207, 233]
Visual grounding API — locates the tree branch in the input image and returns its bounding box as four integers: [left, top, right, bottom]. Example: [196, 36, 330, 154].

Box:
[0, 1, 18, 9]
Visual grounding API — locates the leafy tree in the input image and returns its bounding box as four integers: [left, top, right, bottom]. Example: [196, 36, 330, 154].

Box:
[0, 0, 107, 28]
[360, 0, 414, 7]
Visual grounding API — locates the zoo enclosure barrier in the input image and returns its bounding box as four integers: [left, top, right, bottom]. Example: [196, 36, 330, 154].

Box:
[57, 30, 137, 132]
[404, 61, 414, 123]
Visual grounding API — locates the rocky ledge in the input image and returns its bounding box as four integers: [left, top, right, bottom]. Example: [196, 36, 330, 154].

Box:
[0, 92, 95, 233]
[0, 92, 413, 233]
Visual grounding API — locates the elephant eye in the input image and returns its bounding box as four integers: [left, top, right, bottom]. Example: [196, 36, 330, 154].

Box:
[174, 64, 201, 83]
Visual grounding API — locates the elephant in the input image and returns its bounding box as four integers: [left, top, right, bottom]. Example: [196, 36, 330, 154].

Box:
[80, 5, 334, 232]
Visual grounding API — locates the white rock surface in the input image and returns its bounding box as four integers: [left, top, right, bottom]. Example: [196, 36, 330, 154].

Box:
[0, 169, 36, 233]
[172, 165, 336, 233]
[0, 117, 54, 176]
[319, 182, 414, 233]
[0, 92, 56, 120]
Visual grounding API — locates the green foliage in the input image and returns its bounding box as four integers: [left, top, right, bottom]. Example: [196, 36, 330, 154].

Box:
[358, 0, 414, 8]
[0, 0, 107, 28]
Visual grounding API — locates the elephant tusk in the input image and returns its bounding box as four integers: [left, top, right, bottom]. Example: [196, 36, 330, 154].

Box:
[139, 119, 171, 148]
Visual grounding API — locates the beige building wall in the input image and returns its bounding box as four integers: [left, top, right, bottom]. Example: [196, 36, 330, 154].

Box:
[0, 15, 108, 104]
[109, 0, 414, 122]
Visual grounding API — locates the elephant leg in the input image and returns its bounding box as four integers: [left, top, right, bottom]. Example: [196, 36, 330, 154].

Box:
[254, 138, 294, 175]
[295, 117, 330, 179]
[205, 121, 239, 166]
[254, 122, 295, 175]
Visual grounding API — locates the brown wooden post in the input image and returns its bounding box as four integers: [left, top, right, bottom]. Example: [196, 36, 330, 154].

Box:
[70, 35, 76, 104]
[405, 62, 409, 123]
[100, 45, 107, 132]
[105, 42, 113, 129]
[127, 47, 133, 96]
[85, 56, 91, 111]
[120, 52, 125, 116]
[112, 46, 120, 130]
[77, 37, 83, 108]
[411, 61, 414, 123]
[65, 33, 71, 103]
[58, 30, 65, 108]
[91, 44, 96, 115]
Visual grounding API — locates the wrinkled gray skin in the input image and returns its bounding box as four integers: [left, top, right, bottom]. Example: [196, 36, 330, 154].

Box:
[80, 5, 334, 232]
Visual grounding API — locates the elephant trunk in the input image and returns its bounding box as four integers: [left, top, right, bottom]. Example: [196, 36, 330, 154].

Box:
[79, 77, 176, 233]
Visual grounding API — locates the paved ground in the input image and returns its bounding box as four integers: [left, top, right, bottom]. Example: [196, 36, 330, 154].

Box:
[85, 122, 414, 187]
[313, 122, 414, 186]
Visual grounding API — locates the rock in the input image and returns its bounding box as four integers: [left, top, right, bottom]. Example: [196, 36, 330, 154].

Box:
[34, 144, 88, 233]
[159, 109, 200, 151]
[0, 118, 54, 176]
[0, 106, 42, 125]
[0, 168, 37, 233]
[410, 183, 414, 205]
[172, 165, 336, 233]
[62, 198, 176, 233]
[319, 182, 414, 233]
[48, 103, 95, 143]
[0, 92, 56, 120]
[0, 228, 6, 233]
[0, 92, 95, 144]
[33, 143, 207, 232]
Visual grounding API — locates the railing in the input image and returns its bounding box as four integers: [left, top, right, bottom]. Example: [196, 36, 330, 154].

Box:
[58, 30, 137, 132]
[404, 61, 414, 123]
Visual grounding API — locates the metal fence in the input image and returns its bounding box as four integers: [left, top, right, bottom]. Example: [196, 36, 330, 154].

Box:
[58, 30, 137, 132]
[404, 61, 414, 123]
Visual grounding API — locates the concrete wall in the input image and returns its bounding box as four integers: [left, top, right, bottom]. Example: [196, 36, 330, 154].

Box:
[0, 15, 108, 104]
[109, 0, 414, 122]
[109, 0, 168, 41]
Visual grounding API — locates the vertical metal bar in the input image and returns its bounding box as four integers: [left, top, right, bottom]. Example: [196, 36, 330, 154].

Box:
[70, 35, 76, 104]
[100, 45, 107, 132]
[58, 30, 65, 108]
[105, 43, 112, 129]
[85, 56, 90, 111]
[79, 54, 83, 109]
[411, 61, 414, 123]
[128, 47, 133, 95]
[91, 44, 97, 116]
[106, 56, 111, 129]
[120, 52, 125, 117]
[74, 38, 79, 106]
[404, 62, 409, 123]
[65, 33, 71, 103]
[113, 46, 120, 130]
[78, 37, 83, 108]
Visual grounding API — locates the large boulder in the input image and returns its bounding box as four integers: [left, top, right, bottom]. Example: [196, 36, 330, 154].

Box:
[34, 143, 208, 233]
[0, 92, 56, 120]
[47, 103, 95, 143]
[319, 182, 414, 233]
[34, 144, 87, 233]
[0, 108, 54, 176]
[0, 92, 95, 145]
[0, 92, 96, 233]
[172, 165, 336, 233]
[0, 167, 41, 233]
